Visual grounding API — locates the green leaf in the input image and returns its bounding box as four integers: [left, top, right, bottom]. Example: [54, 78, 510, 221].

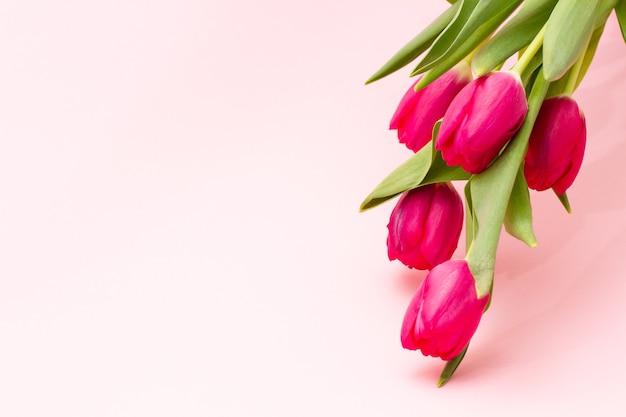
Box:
[464, 180, 478, 250]
[365, 2, 461, 84]
[616, 0, 626, 43]
[359, 143, 434, 212]
[421, 151, 471, 184]
[415, 0, 524, 76]
[414, 1, 522, 89]
[412, 0, 481, 75]
[438, 345, 469, 387]
[467, 69, 549, 298]
[595, 0, 620, 25]
[520, 52, 544, 89]
[504, 168, 537, 246]
[543, 0, 600, 81]
[546, 20, 607, 97]
[555, 190, 572, 213]
[451, 0, 524, 52]
[472, 0, 558, 76]
[576, 20, 607, 86]
[360, 122, 470, 211]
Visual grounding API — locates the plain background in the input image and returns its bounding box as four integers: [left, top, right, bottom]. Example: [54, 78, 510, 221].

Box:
[1, 1, 625, 415]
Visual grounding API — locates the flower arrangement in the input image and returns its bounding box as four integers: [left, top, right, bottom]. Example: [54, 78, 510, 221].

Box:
[361, 0, 626, 386]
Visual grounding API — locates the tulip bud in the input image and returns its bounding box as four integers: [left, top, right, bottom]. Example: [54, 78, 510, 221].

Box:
[436, 71, 528, 174]
[524, 96, 586, 195]
[387, 182, 463, 270]
[390, 62, 472, 152]
[401, 260, 489, 360]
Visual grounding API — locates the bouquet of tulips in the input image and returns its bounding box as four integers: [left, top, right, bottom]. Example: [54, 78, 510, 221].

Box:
[361, 0, 626, 386]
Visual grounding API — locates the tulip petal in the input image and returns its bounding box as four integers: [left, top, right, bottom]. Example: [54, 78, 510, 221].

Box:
[400, 260, 488, 361]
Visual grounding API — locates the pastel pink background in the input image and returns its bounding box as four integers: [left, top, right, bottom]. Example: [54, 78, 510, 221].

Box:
[0, 1, 625, 415]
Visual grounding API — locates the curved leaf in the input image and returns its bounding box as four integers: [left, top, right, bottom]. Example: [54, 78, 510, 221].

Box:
[617, 0, 626, 43]
[543, 0, 600, 81]
[413, 0, 481, 74]
[359, 122, 470, 211]
[359, 143, 435, 211]
[472, 0, 558, 76]
[365, 2, 461, 84]
[504, 168, 537, 246]
[467, 70, 549, 298]
[415, 1, 521, 89]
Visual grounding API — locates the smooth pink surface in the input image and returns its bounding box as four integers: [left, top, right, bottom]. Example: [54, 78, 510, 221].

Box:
[0, 1, 625, 416]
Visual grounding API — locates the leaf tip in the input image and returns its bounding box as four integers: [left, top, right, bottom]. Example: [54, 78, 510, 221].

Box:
[364, 74, 379, 85]
[554, 190, 571, 213]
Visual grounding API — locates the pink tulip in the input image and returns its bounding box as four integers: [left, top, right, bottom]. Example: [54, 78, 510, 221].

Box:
[390, 63, 472, 152]
[436, 71, 528, 174]
[387, 182, 463, 270]
[524, 96, 586, 195]
[401, 260, 489, 360]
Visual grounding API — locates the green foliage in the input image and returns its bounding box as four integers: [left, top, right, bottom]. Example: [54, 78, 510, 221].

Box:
[472, 0, 558, 76]
[617, 0, 626, 43]
[365, 3, 461, 84]
[504, 168, 537, 246]
[466, 70, 549, 298]
[360, 123, 470, 211]
[414, 0, 522, 90]
[438, 345, 468, 387]
[543, 0, 600, 81]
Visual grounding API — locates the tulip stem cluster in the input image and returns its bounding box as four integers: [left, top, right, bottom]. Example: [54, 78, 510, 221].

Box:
[361, 0, 623, 386]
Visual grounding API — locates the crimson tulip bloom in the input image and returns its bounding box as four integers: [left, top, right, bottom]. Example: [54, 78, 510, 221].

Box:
[390, 63, 472, 152]
[524, 96, 586, 195]
[436, 71, 528, 174]
[387, 183, 463, 270]
[401, 260, 489, 360]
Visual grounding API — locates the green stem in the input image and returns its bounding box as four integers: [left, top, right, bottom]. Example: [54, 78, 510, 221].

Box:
[463, 36, 491, 65]
[511, 24, 546, 75]
[465, 70, 550, 299]
[563, 42, 588, 95]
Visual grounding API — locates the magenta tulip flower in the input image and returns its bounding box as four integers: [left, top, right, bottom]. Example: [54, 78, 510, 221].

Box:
[390, 63, 472, 152]
[387, 182, 463, 270]
[401, 260, 489, 360]
[436, 71, 528, 174]
[524, 96, 586, 195]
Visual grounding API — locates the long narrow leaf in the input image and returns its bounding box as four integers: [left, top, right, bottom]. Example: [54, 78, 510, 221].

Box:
[413, 0, 481, 74]
[547, 20, 607, 97]
[415, 0, 522, 75]
[543, 0, 600, 81]
[360, 122, 470, 211]
[504, 168, 537, 246]
[467, 70, 549, 298]
[415, 2, 521, 89]
[359, 143, 435, 211]
[472, 0, 558, 76]
[365, 2, 461, 84]
[617, 0, 626, 43]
